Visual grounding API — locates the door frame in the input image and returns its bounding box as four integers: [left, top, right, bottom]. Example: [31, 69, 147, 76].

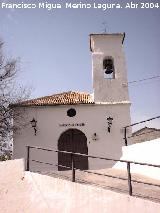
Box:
[58, 128, 89, 171]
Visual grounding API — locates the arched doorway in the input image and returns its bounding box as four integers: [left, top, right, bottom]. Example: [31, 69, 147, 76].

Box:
[58, 129, 88, 171]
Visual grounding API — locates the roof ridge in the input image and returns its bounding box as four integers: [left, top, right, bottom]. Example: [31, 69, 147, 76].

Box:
[11, 91, 94, 107]
[133, 126, 160, 134]
[24, 91, 91, 101]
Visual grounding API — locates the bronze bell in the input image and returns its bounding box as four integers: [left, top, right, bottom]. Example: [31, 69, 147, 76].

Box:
[105, 67, 114, 74]
[104, 59, 114, 74]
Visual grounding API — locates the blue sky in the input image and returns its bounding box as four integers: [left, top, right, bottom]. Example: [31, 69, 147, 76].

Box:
[0, 0, 160, 128]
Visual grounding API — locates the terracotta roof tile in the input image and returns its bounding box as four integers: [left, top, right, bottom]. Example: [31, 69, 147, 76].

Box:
[13, 91, 94, 107]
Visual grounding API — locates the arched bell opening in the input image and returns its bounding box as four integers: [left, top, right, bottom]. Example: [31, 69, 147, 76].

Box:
[58, 129, 89, 171]
[103, 57, 115, 79]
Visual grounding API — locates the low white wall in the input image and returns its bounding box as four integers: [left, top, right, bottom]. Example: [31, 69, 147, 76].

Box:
[0, 159, 24, 184]
[0, 159, 160, 213]
[113, 138, 160, 180]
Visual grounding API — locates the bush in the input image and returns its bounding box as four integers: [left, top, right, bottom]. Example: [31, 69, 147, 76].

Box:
[0, 152, 12, 161]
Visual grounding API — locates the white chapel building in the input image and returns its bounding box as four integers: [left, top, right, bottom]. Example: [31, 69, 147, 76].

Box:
[12, 33, 132, 171]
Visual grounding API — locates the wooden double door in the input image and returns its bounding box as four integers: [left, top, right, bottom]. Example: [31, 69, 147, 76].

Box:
[58, 129, 88, 171]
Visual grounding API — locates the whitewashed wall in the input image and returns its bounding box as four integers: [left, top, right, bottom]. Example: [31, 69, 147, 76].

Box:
[113, 138, 160, 180]
[91, 34, 130, 103]
[13, 103, 131, 172]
